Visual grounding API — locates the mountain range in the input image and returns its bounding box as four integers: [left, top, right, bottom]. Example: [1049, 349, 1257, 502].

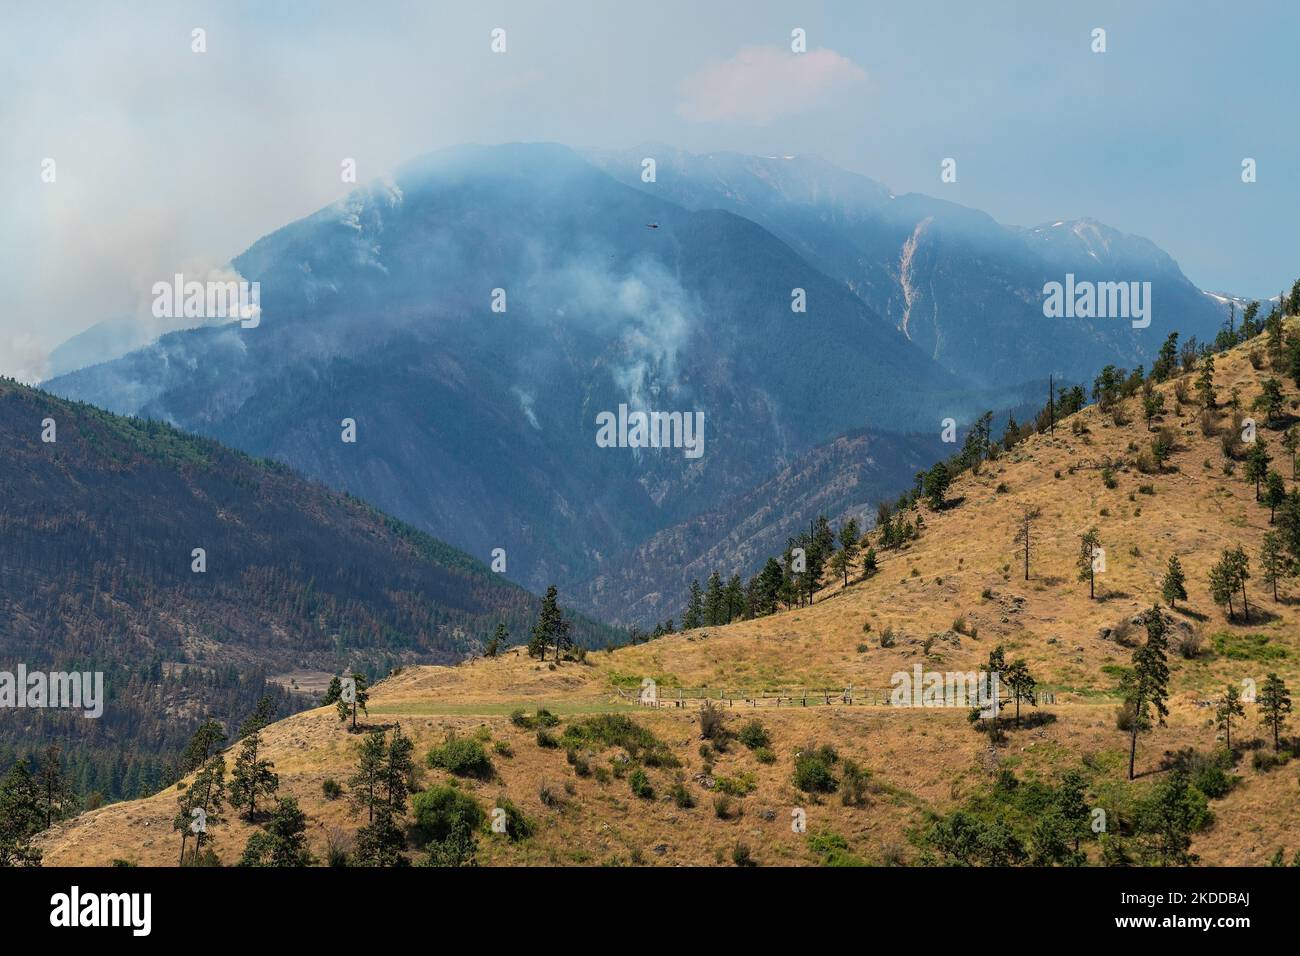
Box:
[42, 143, 1232, 624]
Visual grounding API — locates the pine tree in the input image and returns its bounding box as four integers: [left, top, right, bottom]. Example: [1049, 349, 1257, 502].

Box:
[1013, 507, 1040, 581]
[1209, 553, 1237, 621]
[1161, 555, 1187, 609]
[1245, 439, 1271, 500]
[1152, 332, 1179, 382]
[924, 461, 952, 510]
[348, 729, 387, 824]
[238, 796, 315, 867]
[1077, 527, 1101, 599]
[1258, 673, 1292, 752]
[1227, 545, 1251, 621]
[529, 585, 572, 662]
[754, 558, 783, 616]
[682, 580, 704, 630]
[981, 645, 1009, 740]
[703, 571, 725, 626]
[321, 675, 343, 706]
[1260, 531, 1289, 601]
[1002, 659, 1037, 727]
[36, 744, 73, 830]
[353, 804, 408, 867]
[1262, 471, 1287, 524]
[1195, 354, 1216, 408]
[179, 719, 227, 775]
[336, 672, 370, 730]
[484, 622, 507, 657]
[724, 574, 745, 623]
[862, 546, 878, 577]
[1282, 426, 1299, 481]
[0, 759, 44, 867]
[837, 518, 861, 586]
[1121, 606, 1170, 780]
[382, 725, 416, 815]
[1135, 766, 1200, 866]
[1215, 684, 1245, 751]
[176, 755, 226, 865]
[1256, 378, 1286, 425]
[228, 728, 279, 822]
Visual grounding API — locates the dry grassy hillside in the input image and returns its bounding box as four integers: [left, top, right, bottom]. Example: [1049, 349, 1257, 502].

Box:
[37, 324, 1300, 867]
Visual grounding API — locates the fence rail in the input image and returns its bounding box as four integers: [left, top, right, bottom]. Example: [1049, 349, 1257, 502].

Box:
[615, 685, 1057, 709]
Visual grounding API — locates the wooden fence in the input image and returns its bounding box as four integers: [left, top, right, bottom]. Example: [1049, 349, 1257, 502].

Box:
[616, 685, 1057, 709]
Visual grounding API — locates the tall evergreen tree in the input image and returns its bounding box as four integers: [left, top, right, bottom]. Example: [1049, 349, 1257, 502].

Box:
[682, 580, 704, 630]
[1161, 555, 1188, 609]
[836, 518, 861, 587]
[1195, 354, 1216, 408]
[1121, 606, 1170, 780]
[348, 729, 388, 825]
[528, 585, 572, 662]
[175, 755, 226, 865]
[382, 725, 417, 815]
[1013, 507, 1040, 581]
[703, 571, 725, 626]
[1002, 659, 1037, 727]
[0, 759, 44, 867]
[484, 622, 507, 657]
[1245, 439, 1272, 500]
[924, 461, 952, 510]
[228, 727, 279, 822]
[1215, 684, 1245, 751]
[1258, 673, 1293, 752]
[1135, 766, 1201, 866]
[336, 672, 370, 731]
[1265, 471, 1288, 523]
[37, 744, 73, 830]
[1260, 531, 1289, 601]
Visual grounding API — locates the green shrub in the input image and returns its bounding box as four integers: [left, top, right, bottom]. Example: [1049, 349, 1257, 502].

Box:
[715, 772, 756, 797]
[670, 778, 695, 809]
[426, 733, 493, 778]
[321, 778, 343, 799]
[808, 829, 867, 867]
[754, 747, 776, 765]
[536, 729, 558, 748]
[793, 745, 838, 794]
[492, 796, 535, 841]
[629, 768, 654, 799]
[566, 748, 591, 776]
[411, 784, 484, 847]
[840, 759, 869, 806]
[731, 841, 756, 866]
[737, 719, 771, 750]
[562, 714, 678, 766]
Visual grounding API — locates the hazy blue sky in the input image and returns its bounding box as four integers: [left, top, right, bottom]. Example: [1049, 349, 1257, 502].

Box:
[3, 0, 1296, 380]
